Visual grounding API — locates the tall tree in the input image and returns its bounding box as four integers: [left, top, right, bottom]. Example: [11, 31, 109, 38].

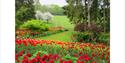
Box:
[87, 0, 94, 27]
[98, 0, 110, 32]
[16, 0, 35, 22]
[64, 0, 110, 32]
[64, 0, 85, 24]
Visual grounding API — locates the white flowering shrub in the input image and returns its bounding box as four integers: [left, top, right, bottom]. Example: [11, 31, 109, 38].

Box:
[35, 11, 53, 22]
[42, 12, 53, 21]
[35, 11, 44, 20]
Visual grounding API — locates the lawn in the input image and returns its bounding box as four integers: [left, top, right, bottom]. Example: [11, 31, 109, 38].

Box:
[37, 31, 73, 42]
[48, 16, 74, 30]
[37, 16, 75, 42]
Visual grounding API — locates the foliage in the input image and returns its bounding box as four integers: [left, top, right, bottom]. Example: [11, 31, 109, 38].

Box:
[34, 1, 65, 16]
[20, 20, 49, 31]
[98, 33, 110, 45]
[74, 22, 103, 32]
[49, 5, 65, 15]
[16, 20, 23, 29]
[72, 31, 93, 42]
[63, 0, 85, 24]
[72, 31, 109, 45]
[64, 0, 110, 32]
[16, 0, 35, 22]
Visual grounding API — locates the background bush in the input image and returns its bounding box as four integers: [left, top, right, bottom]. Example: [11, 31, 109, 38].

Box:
[72, 31, 93, 42]
[72, 31, 110, 45]
[97, 33, 110, 45]
[16, 20, 23, 29]
[74, 23, 103, 32]
[20, 20, 49, 31]
[35, 11, 53, 22]
[16, 0, 35, 22]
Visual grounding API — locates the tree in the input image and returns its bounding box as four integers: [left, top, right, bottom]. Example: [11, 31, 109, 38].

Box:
[35, 11, 53, 22]
[49, 5, 65, 15]
[35, 11, 44, 20]
[43, 12, 53, 22]
[87, 0, 94, 27]
[64, 0, 110, 32]
[34, 0, 65, 16]
[16, 0, 35, 22]
[34, 0, 42, 10]
[98, 0, 110, 32]
[63, 0, 85, 24]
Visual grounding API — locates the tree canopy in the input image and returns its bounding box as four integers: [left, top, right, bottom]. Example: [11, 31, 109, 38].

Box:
[16, 0, 35, 22]
[64, 0, 110, 32]
[34, 1, 65, 16]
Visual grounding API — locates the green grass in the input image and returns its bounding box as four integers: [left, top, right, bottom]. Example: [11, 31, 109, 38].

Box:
[37, 31, 73, 42]
[48, 16, 74, 30]
[37, 16, 75, 42]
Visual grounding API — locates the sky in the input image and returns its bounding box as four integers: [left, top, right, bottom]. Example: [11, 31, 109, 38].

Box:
[40, 0, 67, 7]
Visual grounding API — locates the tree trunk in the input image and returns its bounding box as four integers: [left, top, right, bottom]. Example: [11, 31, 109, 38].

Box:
[104, 8, 106, 32]
[103, 0, 106, 32]
[87, 7, 91, 27]
[87, 0, 93, 27]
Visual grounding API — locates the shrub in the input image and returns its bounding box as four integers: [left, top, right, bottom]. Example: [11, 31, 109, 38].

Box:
[74, 23, 103, 32]
[20, 20, 49, 31]
[72, 31, 93, 42]
[16, 20, 23, 29]
[35, 11, 53, 22]
[74, 23, 87, 32]
[43, 12, 53, 21]
[72, 31, 110, 45]
[98, 33, 110, 45]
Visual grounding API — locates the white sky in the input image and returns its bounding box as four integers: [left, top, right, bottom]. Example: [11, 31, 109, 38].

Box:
[40, 0, 67, 7]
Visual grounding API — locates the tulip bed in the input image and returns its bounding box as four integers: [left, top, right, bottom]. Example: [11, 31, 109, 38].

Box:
[16, 29, 66, 39]
[16, 38, 110, 63]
